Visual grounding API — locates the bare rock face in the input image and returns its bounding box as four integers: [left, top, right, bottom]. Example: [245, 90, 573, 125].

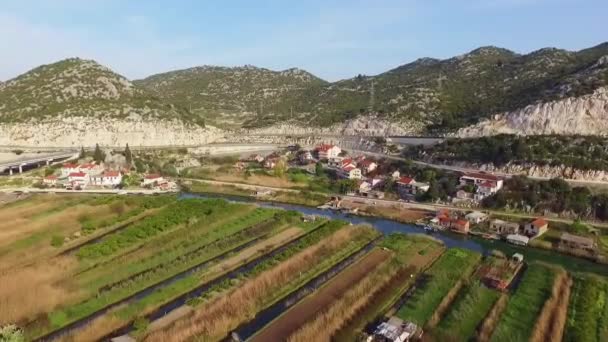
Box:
[241, 115, 424, 136]
[0, 116, 223, 147]
[457, 87, 608, 137]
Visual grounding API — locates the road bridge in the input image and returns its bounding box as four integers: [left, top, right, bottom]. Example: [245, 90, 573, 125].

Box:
[0, 152, 77, 175]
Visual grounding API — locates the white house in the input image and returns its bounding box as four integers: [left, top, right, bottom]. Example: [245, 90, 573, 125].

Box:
[316, 144, 341, 160]
[90, 171, 122, 187]
[142, 174, 164, 186]
[78, 163, 103, 175]
[465, 211, 489, 224]
[524, 218, 549, 238]
[359, 159, 378, 174]
[43, 175, 58, 186]
[340, 166, 362, 179]
[61, 163, 79, 177]
[67, 172, 89, 188]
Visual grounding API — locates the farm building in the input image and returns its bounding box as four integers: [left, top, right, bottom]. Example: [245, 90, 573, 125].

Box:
[490, 219, 520, 235]
[465, 211, 488, 224]
[524, 218, 549, 238]
[369, 316, 421, 342]
[506, 234, 530, 246]
[558, 233, 596, 251]
[480, 253, 524, 291]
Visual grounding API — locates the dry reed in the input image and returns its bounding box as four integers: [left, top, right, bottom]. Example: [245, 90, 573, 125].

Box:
[145, 227, 367, 342]
[286, 261, 395, 342]
[530, 270, 571, 342]
[0, 257, 77, 324]
[476, 293, 508, 342]
[58, 315, 124, 342]
[427, 279, 466, 328]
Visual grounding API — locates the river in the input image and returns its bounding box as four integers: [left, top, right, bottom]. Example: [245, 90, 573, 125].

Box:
[182, 192, 608, 277]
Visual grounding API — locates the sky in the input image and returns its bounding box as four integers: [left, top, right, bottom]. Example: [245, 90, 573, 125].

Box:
[1, 0, 607, 82]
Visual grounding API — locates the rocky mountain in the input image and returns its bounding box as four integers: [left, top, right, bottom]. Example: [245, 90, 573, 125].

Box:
[135, 65, 327, 128]
[137, 43, 608, 134]
[0, 58, 220, 147]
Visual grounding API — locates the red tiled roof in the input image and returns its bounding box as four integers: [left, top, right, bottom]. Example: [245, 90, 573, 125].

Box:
[479, 181, 497, 188]
[343, 165, 356, 172]
[455, 219, 469, 226]
[398, 176, 415, 185]
[341, 158, 353, 165]
[104, 171, 120, 177]
[68, 172, 87, 178]
[145, 174, 162, 179]
[359, 159, 376, 167]
[45, 175, 58, 180]
[463, 172, 500, 181]
[531, 218, 548, 228]
[316, 144, 335, 152]
[79, 163, 96, 169]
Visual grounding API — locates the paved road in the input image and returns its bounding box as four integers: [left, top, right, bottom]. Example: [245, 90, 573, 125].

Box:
[347, 149, 608, 187]
[180, 178, 300, 193]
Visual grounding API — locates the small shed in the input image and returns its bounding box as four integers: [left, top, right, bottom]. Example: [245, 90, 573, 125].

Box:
[507, 234, 530, 246]
[465, 211, 488, 224]
[559, 233, 596, 251]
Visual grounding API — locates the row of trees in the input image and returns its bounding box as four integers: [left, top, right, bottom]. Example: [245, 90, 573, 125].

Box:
[483, 176, 608, 221]
[404, 134, 608, 171]
[78, 143, 133, 165]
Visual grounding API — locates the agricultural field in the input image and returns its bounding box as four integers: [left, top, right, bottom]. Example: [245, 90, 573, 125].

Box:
[0, 193, 337, 341]
[396, 247, 481, 326]
[564, 274, 608, 342]
[3, 194, 608, 342]
[489, 263, 558, 342]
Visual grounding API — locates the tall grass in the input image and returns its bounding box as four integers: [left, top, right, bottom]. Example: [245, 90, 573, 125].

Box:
[396, 248, 481, 325]
[0, 258, 77, 324]
[490, 263, 556, 342]
[287, 259, 396, 342]
[477, 294, 509, 342]
[564, 274, 608, 342]
[145, 226, 373, 342]
[434, 281, 500, 340]
[530, 270, 571, 342]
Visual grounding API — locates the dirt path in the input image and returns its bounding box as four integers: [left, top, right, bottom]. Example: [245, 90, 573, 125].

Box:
[250, 248, 391, 342]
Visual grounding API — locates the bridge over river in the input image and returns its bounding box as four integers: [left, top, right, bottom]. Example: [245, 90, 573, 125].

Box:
[0, 151, 77, 175]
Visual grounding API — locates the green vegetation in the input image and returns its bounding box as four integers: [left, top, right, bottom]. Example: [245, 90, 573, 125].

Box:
[406, 135, 608, 170]
[435, 281, 500, 340]
[565, 274, 608, 342]
[76, 199, 225, 259]
[483, 176, 608, 222]
[491, 263, 557, 342]
[50, 235, 64, 248]
[397, 248, 481, 325]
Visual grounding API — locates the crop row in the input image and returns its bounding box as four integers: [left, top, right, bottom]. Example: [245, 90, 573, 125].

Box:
[565, 274, 608, 342]
[145, 225, 378, 341]
[396, 248, 481, 326]
[78, 207, 276, 291]
[434, 281, 500, 340]
[76, 198, 237, 260]
[490, 263, 556, 342]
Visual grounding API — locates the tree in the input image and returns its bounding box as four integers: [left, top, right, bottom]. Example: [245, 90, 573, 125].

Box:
[93, 144, 105, 163]
[337, 179, 358, 194]
[79, 146, 86, 159]
[315, 162, 324, 177]
[125, 144, 133, 166]
[274, 159, 287, 177]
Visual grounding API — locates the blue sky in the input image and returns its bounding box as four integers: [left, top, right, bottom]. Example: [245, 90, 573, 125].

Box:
[1, 0, 606, 81]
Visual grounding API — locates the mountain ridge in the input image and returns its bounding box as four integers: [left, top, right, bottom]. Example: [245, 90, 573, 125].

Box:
[0, 42, 606, 144]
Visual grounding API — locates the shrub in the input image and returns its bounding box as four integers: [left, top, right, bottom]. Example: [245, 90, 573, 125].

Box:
[51, 235, 64, 248]
[0, 324, 24, 342]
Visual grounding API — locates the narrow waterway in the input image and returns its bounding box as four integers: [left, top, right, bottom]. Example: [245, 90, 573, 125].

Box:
[183, 193, 608, 277]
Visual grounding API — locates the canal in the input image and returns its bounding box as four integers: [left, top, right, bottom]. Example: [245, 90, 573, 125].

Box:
[183, 192, 608, 277]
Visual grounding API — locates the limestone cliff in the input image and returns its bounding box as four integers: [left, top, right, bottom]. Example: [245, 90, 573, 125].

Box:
[457, 87, 608, 137]
[0, 116, 222, 147]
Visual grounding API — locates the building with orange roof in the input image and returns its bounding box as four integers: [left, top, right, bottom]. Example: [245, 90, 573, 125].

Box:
[523, 217, 549, 238]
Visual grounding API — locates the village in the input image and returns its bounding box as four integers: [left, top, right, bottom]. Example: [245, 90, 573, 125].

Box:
[237, 143, 600, 259]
